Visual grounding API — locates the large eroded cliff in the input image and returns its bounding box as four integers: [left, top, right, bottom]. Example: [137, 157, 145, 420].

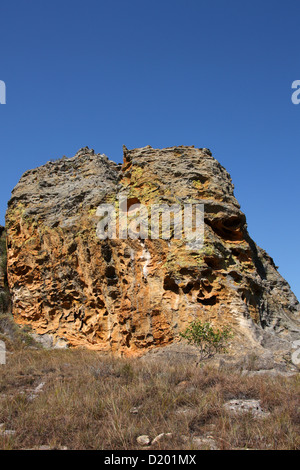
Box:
[5, 146, 300, 355]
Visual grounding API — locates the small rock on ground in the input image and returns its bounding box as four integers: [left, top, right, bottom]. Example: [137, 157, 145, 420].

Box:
[136, 435, 151, 446]
[223, 399, 270, 418]
[151, 433, 172, 445]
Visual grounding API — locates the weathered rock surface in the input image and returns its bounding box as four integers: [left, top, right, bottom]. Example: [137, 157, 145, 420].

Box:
[5, 146, 300, 357]
[223, 399, 270, 418]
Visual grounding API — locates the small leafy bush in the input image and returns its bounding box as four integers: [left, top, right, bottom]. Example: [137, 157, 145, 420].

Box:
[180, 320, 232, 365]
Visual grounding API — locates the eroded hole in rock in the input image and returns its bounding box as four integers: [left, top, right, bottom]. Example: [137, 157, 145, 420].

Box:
[194, 281, 201, 291]
[109, 289, 119, 299]
[189, 174, 209, 184]
[229, 270, 243, 283]
[240, 290, 258, 308]
[204, 256, 224, 270]
[127, 197, 141, 211]
[89, 297, 105, 309]
[179, 267, 198, 277]
[125, 332, 132, 348]
[73, 309, 84, 320]
[197, 295, 217, 306]
[67, 242, 77, 255]
[182, 282, 194, 294]
[201, 278, 212, 292]
[16, 265, 31, 276]
[232, 247, 252, 263]
[163, 276, 179, 294]
[206, 216, 244, 241]
[123, 248, 131, 258]
[105, 265, 118, 286]
[223, 217, 243, 229]
[105, 265, 116, 279]
[101, 243, 112, 263]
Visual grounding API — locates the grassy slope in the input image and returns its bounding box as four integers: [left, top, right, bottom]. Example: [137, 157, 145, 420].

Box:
[0, 348, 299, 450]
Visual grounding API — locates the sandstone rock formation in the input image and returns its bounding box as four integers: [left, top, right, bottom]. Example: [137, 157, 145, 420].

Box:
[5, 146, 300, 356]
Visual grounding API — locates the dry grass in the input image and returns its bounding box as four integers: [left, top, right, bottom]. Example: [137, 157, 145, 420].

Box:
[0, 348, 299, 450]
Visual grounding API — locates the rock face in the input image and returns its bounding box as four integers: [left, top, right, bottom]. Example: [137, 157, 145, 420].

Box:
[5, 146, 300, 355]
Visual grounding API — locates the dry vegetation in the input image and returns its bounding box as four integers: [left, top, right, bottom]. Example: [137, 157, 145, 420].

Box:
[0, 333, 299, 450]
[0, 229, 10, 315]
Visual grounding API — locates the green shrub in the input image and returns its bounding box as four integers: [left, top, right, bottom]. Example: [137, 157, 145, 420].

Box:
[180, 320, 232, 365]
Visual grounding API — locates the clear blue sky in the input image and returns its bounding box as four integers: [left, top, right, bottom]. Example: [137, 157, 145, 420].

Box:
[0, 0, 299, 300]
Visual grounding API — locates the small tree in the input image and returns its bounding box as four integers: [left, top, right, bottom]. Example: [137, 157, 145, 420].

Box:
[180, 320, 232, 365]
